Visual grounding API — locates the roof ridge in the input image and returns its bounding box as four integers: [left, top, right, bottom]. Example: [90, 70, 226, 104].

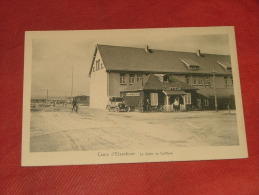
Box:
[96, 44, 230, 56]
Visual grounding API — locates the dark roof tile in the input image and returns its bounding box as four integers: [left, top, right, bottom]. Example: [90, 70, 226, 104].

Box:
[97, 44, 232, 75]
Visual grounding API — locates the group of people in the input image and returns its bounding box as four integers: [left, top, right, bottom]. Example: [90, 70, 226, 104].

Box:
[139, 98, 180, 112]
[172, 99, 180, 112]
[138, 99, 151, 112]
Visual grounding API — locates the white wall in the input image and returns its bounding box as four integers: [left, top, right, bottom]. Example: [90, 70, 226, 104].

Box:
[89, 50, 108, 109]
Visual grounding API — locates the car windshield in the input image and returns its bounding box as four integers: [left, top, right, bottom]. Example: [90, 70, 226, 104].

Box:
[115, 98, 123, 102]
[109, 97, 124, 102]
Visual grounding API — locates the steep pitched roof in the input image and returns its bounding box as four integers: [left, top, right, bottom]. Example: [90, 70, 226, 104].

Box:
[96, 44, 232, 75]
[122, 74, 163, 91]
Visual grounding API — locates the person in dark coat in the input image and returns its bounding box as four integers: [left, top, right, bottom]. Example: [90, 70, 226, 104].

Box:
[71, 98, 78, 113]
[146, 99, 151, 112]
[139, 100, 144, 113]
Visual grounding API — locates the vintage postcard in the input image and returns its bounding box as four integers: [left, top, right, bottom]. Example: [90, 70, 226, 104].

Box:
[22, 27, 248, 166]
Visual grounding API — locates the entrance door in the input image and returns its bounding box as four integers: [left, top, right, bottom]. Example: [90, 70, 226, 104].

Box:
[197, 98, 202, 109]
[150, 93, 158, 106]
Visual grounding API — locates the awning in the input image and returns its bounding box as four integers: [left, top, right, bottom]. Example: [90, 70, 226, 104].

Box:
[197, 88, 234, 98]
[163, 90, 187, 96]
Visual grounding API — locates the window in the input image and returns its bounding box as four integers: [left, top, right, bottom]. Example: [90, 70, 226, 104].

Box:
[129, 74, 135, 85]
[181, 59, 200, 70]
[224, 77, 228, 87]
[96, 59, 100, 71]
[198, 77, 203, 85]
[120, 74, 126, 85]
[163, 75, 169, 83]
[192, 76, 197, 85]
[190, 66, 199, 70]
[150, 93, 158, 106]
[217, 61, 232, 72]
[137, 74, 142, 82]
[226, 67, 232, 72]
[186, 93, 191, 104]
[230, 77, 234, 85]
[203, 99, 209, 106]
[170, 87, 177, 91]
[185, 76, 190, 84]
[204, 76, 210, 85]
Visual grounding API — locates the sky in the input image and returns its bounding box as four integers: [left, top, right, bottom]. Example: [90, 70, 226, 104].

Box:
[31, 29, 230, 98]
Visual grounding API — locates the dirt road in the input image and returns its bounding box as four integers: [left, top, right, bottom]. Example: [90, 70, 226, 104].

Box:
[30, 106, 239, 152]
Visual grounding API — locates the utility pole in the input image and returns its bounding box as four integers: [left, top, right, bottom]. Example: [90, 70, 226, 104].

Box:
[212, 68, 218, 112]
[71, 66, 73, 98]
[46, 89, 48, 104]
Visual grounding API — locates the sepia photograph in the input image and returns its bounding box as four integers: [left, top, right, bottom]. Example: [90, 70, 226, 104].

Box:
[22, 27, 248, 166]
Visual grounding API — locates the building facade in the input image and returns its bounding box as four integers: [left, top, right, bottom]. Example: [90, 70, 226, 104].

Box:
[89, 44, 235, 110]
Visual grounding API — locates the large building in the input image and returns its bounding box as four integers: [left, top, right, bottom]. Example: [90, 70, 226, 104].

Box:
[88, 44, 235, 110]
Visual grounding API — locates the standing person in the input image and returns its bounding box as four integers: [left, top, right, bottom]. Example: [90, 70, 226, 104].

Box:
[173, 98, 179, 112]
[146, 99, 151, 112]
[71, 98, 78, 113]
[139, 100, 144, 113]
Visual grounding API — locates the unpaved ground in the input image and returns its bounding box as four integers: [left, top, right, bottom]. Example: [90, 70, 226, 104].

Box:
[30, 106, 239, 152]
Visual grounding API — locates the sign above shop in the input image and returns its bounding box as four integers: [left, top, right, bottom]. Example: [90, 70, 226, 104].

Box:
[126, 93, 140, 96]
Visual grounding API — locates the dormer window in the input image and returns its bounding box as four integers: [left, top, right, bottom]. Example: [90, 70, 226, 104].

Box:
[155, 74, 164, 82]
[217, 61, 232, 72]
[181, 59, 200, 71]
[170, 87, 177, 91]
[163, 75, 169, 83]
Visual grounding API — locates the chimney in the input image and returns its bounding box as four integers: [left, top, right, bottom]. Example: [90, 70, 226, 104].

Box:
[197, 50, 201, 57]
[145, 45, 151, 53]
[197, 50, 205, 57]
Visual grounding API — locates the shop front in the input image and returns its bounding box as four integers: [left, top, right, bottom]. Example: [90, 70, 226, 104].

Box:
[121, 90, 164, 111]
[163, 90, 188, 112]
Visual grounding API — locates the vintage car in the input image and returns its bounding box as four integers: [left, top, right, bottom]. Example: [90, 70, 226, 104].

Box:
[106, 97, 130, 112]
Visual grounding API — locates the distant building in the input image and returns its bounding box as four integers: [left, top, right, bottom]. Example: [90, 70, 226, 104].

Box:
[89, 44, 235, 110]
[74, 95, 90, 105]
[51, 99, 66, 104]
[31, 98, 46, 104]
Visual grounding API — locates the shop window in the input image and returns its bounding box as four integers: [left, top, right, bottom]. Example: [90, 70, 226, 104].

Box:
[120, 74, 126, 85]
[129, 74, 135, 85]
[204, 99, 209, 106]
[150, 93, 158, 106]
